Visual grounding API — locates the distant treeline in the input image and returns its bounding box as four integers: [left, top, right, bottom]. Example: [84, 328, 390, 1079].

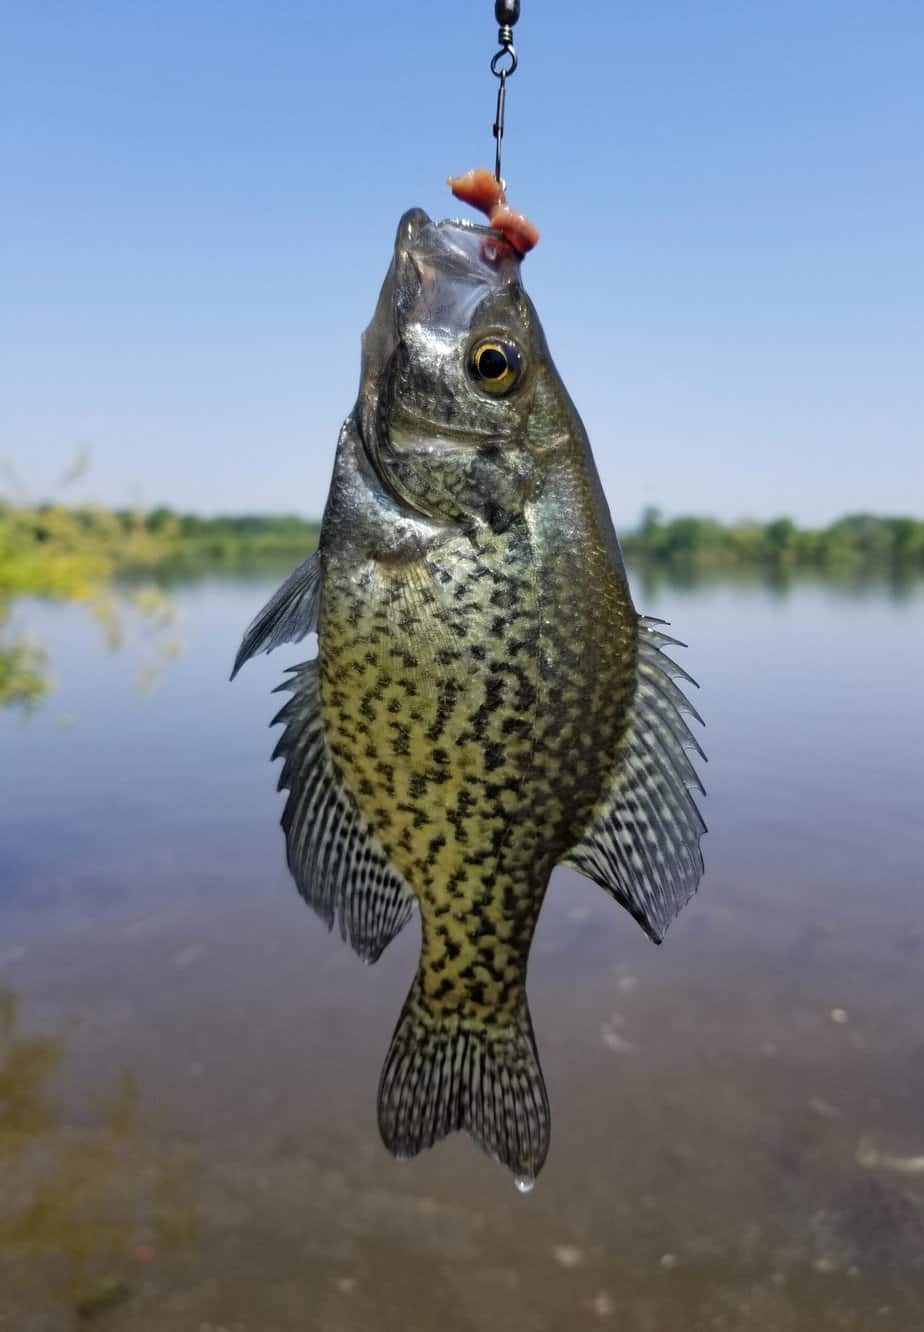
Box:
[3, 502, 924, 577]
[142, 508, 321, 563]
[0, 503, 320, 582]
[621, 509, 924, 574]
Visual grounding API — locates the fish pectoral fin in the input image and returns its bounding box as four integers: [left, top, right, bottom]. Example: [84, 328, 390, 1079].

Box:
[561, 617, 707, 944]
[230, 552, 321, 679]
[271, 659, 415, 962]
[378, 987, 549, 1182]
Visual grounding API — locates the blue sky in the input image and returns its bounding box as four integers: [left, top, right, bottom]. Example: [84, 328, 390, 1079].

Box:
[3, 0, 922, 525]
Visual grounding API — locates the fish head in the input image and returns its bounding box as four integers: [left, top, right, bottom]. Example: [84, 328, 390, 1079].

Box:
[358, 208, 558, 533]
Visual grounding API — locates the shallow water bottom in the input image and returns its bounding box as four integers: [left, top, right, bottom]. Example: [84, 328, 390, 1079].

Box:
[3, 861, 923, 1331]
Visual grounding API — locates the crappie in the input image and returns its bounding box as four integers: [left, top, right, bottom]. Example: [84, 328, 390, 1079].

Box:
[233, 207, 705, 1184]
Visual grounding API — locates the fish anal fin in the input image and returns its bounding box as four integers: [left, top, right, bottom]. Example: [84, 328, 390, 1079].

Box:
[378, 986, 549, 1183]
[561, 618, 706, 943]
[231, 551, 321, 679]
[271, 659, 415, 962]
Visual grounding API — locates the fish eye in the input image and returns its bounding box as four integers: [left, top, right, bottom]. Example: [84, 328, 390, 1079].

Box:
[468, 339, 523, 396]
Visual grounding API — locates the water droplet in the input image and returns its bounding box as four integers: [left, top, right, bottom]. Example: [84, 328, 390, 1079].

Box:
[514, 1174, 535, 1194]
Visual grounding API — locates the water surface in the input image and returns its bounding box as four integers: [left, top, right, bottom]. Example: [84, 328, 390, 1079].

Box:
[2, 571, 924, 1330]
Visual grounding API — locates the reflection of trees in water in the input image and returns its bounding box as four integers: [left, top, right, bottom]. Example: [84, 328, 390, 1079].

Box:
[0, 990, 198, 1320]
[631, 560, 923, 606]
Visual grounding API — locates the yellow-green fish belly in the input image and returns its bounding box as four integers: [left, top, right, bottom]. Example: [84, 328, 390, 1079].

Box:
[319, 515, 636, 1027]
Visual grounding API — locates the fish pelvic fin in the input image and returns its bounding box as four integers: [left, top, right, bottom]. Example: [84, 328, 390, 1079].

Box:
[561, 615, 706, 943]
[378, 984, 550, 1183]
[270, 658, 415, 963]
[231, 551, 321, 679]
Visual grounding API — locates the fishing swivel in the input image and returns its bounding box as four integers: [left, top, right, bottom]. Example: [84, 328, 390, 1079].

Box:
[491, 0, 520, 186]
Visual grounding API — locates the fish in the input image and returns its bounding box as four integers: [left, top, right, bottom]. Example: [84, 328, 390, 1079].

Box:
[232, 203, 706, 1185]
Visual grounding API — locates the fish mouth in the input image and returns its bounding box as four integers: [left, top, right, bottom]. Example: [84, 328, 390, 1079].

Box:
[392, 208, 521, 292]
[393, 209, 501, 252]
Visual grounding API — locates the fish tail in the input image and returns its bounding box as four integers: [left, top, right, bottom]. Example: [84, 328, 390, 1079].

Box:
[377, 981, 550, 1183]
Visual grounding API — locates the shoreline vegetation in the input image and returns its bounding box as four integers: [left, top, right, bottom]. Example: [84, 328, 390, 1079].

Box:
[2, 501, 922, 707]
[4, 502, 924, 577]
[623, 508, 924, 576]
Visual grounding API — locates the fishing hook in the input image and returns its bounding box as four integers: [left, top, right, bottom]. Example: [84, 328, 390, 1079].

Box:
[491, 0, 520, 186]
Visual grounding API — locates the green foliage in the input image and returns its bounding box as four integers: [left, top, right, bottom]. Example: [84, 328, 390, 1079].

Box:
[0, 503, 318, 708]
[622, 512, 924, 575]
[0, 501, 173, 599]
[0, 617, 48, 708]
[157, 510, 321, 565]
[0, 502, 320, 581]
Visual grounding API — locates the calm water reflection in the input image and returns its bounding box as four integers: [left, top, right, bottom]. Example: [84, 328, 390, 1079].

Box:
[2, 571, 923, 1330]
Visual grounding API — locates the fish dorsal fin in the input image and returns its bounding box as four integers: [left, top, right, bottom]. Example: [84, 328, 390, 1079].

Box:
[231, 552, 321, 679]
[271, 659, 416, 962]
[561, 617, 706, 943]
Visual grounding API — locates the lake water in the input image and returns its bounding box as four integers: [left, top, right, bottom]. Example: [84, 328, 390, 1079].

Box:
[2, 569, 924, 1331]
